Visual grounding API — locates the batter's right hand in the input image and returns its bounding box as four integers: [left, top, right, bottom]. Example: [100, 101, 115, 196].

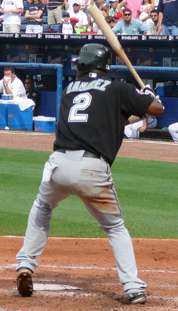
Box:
[142, 85, 155, 98]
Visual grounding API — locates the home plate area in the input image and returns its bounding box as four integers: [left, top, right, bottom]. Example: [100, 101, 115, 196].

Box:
[1, 237, 178, 311]
[33, 283, 89, 297]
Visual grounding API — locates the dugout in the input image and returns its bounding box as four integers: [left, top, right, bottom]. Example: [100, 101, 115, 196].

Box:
[0, 63, 63, 132]
[0, 62, 63, 118]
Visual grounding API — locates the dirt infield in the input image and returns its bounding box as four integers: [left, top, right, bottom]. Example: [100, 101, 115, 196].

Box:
[0, 131, 178, 311]
[0, 130, 178, 162]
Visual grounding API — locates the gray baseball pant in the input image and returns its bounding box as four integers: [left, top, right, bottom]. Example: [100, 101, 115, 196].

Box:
[16, 150, 146, 294]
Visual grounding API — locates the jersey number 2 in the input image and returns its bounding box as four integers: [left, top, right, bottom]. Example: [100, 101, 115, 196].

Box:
[68, 92, 92, 123]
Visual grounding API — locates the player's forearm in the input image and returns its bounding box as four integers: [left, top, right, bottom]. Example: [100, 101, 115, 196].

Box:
[157, 12, 163, 33]
[147, 98, 164, 116]
[29, 11, 43, 19]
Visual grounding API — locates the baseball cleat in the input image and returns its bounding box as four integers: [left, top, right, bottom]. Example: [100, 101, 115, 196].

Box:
[120, 292, 146, 305]
[16, 268, 33, 297]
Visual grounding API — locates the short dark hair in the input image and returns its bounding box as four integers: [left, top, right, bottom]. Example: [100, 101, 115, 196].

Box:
[150, 9, 158, 15]
[63, 10, 70, 17]
[4, 67, 15, 74]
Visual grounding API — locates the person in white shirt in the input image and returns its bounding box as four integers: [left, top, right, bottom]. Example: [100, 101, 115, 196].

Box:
[124, 115, 157, 139]
[0, 67, 27, 98]
[0, 0, 23, 33]
[68, 0, 88, 33]
[168, 122, 178, 143]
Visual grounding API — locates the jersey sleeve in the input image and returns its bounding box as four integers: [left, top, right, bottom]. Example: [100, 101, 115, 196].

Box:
[118, 81, 154, 118]
[157, 0, 163, 13]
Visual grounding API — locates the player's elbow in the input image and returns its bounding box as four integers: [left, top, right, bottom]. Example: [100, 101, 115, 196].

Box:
[147, 98, 165, 116]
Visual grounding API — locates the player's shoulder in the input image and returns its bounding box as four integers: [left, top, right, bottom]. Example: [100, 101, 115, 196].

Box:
[108, 76, 128, 88]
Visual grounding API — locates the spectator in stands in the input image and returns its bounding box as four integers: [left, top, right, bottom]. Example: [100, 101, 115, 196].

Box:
[0, 67, 26, 98]
[66, 0, 85, 11]
[95, 0, 106, 10]
[126, 0, 141, 18]
[61, 10, 73, 33]
[112, 7, 146, 34]
[108, 0, 125, 20]
[146, 9, 159, 35]
[139, 0, 153, 19]
[68, 0, 88, 33]
[93, 0, 109, 19]
[24, 0, 45, 33]
[138, 0, 154, 31]
[47, 0, 66, 25]
[0, 0, 23, 33]
[157, 0, 178, 35]
[168, 122, 178, 143]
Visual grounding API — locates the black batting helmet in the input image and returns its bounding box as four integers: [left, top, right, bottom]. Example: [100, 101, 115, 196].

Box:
[77, 43, 110, 73]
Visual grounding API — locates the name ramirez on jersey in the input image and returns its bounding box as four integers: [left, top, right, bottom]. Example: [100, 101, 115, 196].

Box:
[66, 79, 111, 94]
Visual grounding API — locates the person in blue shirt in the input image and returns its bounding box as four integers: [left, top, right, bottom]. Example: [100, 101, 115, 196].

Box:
[157, 0, 178, 35]
[112, 7, 146, 34]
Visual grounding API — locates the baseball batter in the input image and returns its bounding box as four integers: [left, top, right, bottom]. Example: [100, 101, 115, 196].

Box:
[16, 43, 164, 304]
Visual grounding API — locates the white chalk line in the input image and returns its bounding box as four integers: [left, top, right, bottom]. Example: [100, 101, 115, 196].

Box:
[1, 287, 94, 298]
[0, 263, 177, 275]
[124, 139, 176, 146]
[2, 235, 178, 242]
[0, 130, 53, 137]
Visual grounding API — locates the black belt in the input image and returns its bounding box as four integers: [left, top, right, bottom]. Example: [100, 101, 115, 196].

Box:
[48, 4, 62, 9]
[57, 149, 100, 159]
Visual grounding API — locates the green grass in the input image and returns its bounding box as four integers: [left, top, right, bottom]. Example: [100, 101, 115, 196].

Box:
[0, 148, 178, 238]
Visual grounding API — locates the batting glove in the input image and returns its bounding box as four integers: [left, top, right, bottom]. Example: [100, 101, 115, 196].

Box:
[142, 85, 164, 111]
[142, 84, 156, 98]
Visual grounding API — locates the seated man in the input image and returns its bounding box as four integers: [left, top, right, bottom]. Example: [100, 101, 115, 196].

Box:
[112, 7, 146, 35]
[24, 76, 40, 115]
[24, 0, 45, 33]
[145, 9, 160, 35]
[124, 115, 157, 139]
[0, 67, 27, 98]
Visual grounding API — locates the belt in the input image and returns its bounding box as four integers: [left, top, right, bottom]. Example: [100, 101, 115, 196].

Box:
[57, 149, 100, 159]
[48, 4, 62, 9]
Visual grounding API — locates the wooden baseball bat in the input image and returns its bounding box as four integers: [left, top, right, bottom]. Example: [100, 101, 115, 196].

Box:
[87, 0, 145, 89]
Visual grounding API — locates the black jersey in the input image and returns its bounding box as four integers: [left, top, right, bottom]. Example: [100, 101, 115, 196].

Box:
[54, 73, 153, 165]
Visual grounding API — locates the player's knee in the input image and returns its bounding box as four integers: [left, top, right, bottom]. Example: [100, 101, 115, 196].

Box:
[101, 215, 125, 233]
